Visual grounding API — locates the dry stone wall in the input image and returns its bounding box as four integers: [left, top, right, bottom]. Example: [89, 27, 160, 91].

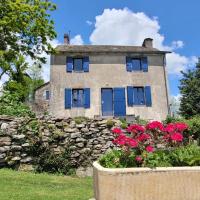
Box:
[0, 115, 121, 172]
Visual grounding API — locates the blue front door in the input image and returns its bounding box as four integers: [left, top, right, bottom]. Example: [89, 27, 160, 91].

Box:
[113, 88, 126, 117]
[101, 89, 113, 116]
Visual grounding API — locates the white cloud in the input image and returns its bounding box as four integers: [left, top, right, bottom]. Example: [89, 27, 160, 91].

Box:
[171, 40, 184, 50]
[86, 20, 93, 26]
[166, 53, 197, 74]
[89, 8, 196, 75]
[70, 35, 84, 45]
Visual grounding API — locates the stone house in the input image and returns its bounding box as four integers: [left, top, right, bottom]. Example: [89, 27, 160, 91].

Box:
[35, 35, 170, 120]
[34, 82, 50, 113]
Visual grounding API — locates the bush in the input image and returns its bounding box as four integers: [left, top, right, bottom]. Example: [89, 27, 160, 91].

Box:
[35, 148, 74, 175]
[185, 116, 200, 142]
[100, 144, 200, 168]
[106, 119, 115, 128]
[163, 115, 184, 124]
[74, 116, 88, 124]
[99, 121, 197, 168]
[99, 150, 137, 168]
[0, 91, 35, 117]
[170, 144, 200, 166]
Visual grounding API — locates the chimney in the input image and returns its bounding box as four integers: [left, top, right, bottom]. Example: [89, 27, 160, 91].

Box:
[142, 38, 153, 48]
[64, 33, 70, 45]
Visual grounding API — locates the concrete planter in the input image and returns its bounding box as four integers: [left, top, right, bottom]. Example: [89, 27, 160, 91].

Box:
[93, 161, 200, 200]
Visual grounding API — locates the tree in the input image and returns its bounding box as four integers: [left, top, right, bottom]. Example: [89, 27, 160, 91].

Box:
[3, 55, 31, 101]
[0, 0, 56, 79]
[28, 64, 44, 101]
[179, 59, 200, 118]
[3, 55, 45, 101]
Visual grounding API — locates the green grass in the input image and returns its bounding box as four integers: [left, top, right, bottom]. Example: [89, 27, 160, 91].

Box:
[0, 169, 93, 200]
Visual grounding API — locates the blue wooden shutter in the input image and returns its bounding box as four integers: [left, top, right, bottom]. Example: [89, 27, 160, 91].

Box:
[84, 88, 90, 108]
[65, 88, 72, 109]
[142, 57, 148, 72]
[126, 57, 132, 72]
[127, 86, 133, 106]
[66, 57, 73, 72]
[83, 57, 89, 72]
[113, 88, 126, 116]
[145, 86, 152, 107]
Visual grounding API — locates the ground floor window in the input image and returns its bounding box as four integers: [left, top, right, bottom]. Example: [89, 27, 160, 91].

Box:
[72, 89, 84, 107]
[127, 86, 152, 107]
[133, 87, 145, 105]
[45, 90, 50, 100]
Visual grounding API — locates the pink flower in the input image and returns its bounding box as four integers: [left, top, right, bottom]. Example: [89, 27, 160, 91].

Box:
[135, 156, 143, 162]
[170, 132, 183, 142]
[163, 133, 170, 141]
[164, 123, 176, 133]
[146, 145, 154, 152]
[114, 134, 127, 145]
[146, 121, 164, 131]
[112, 128, 122, 135]
[127, 138, 138, 148]
[174, 123, 188, 132]
[126, 124, 145, 134]
[137, 133, 151, 142]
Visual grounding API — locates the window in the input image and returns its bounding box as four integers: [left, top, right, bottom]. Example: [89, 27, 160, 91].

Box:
[133, 87, 145, 105]
[45, 90, 50, 100]
[72, 89, 84, 107]
[126, 57, 148, 72]
[132, 58, 142, 71]
[127, 86, 152, 107]
[73, 58, 83, 71]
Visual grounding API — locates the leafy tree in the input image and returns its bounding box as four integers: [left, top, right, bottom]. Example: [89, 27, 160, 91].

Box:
[0, 0, 56, 79]
[3, 56, 45, 101]
[3, 55, 31, 101]
[179, 59, 200, 118]
[28, 64, 44, 101]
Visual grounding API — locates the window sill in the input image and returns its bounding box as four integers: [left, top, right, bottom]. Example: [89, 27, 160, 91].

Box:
[128, 105, 146, 107]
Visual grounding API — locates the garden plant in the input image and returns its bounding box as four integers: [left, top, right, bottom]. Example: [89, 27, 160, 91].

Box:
[100, 121, 200, 168]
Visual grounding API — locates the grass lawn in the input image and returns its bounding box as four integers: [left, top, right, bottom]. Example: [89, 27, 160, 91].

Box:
[0, 169, 93, 200]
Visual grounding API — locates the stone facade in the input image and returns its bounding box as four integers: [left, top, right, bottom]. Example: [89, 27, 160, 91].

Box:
[34, 82, 50, 113]
[0, 115, 119, 172]
[48, 39, 170, 121]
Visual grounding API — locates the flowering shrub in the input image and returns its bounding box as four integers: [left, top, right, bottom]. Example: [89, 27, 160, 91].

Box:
[109, 121, 190, 167]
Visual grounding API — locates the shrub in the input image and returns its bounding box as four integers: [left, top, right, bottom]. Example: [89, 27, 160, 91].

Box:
[99, 121, 198, 168]
[100, 144, 200, 168]
[143, 150, 172, 168]
[99, 150, 137, 168]
[170, 144, 200, 166]
[0, 91, 35, 117]
[74, 116, 88, 124]
[35, 148, 74, 175]
[106, 119, 115, 128]
[185, 116, 200, 142]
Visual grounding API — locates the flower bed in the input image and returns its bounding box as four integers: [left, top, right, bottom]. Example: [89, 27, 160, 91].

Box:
[93, 121, 200, 200]
[99, 121, 200, 168]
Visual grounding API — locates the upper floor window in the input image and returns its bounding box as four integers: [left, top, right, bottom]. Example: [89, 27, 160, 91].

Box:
[126, 57, 148, 72]
[132, 58, 142, 71]
[73, 58, 83, 72]
[66, 57, 89, 73]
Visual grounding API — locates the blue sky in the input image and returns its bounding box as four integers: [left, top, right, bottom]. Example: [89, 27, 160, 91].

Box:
[50, 0, 199, 98]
